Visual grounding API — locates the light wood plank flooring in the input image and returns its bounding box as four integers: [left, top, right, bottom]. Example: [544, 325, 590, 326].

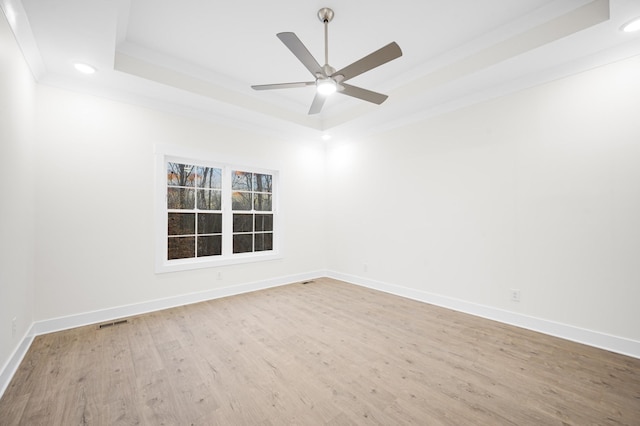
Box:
[1, 278, 639, 425]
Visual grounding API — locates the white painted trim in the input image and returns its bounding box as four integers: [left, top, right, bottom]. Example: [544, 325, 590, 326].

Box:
[0, 271, 324, 398]
[33, 271, 323, 336]
[4, 269, 638, 399]
[155, 148, 282, 274]
[0, 326, 36, 398]
[326, 270, 640, 360]
[1, 0, 47, 79]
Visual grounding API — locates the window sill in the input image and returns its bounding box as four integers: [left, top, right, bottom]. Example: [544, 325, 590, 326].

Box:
[155, 251, 282, 274]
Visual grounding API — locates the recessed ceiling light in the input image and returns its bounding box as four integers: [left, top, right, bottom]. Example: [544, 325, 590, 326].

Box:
[321, 134, 332, 141]
[74, 63, 96, 74]
[621, 17, 640, 33]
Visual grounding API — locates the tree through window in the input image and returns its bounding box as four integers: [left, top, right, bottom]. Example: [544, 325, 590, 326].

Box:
[232, 170, 274, 254]
[167, 162, 222, 260]
[161, 159, 277, 268]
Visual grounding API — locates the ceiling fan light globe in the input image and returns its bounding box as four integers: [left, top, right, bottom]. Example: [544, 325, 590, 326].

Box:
[317, 79, 337, 95]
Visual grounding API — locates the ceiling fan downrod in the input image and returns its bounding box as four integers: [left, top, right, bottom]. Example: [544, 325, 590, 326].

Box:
[250, 6, 402, 114]
[318, 7, 334, 71]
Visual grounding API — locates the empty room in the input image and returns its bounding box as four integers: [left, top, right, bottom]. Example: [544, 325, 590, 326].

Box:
[1, 0, 640, 424]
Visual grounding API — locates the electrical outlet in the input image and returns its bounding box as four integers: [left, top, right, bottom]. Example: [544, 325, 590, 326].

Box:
[363, 263, 368, 273]
[217, 271, 223, 280]
[12, 317, 17, 338]
[510, 289, 521, 302]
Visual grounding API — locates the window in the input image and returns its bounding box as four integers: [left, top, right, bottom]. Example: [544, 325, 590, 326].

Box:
[167, 163, 223, 260]
[156, 152, 279, 273]
[231, 171, 274, 253]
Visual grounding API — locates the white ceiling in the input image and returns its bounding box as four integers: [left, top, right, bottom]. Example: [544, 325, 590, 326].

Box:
[3, 0, 640, 141]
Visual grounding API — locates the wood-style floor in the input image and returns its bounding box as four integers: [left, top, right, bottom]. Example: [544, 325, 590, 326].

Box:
[1, 278, 639, 425]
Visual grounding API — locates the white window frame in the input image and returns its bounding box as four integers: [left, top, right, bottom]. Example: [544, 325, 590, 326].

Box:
[155, 148, 280, 273]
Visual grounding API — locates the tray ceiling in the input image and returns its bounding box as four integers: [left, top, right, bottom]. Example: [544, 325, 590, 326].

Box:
[3, 0, 640, 140]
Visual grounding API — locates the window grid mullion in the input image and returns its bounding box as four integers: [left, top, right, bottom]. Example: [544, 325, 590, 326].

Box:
[163, 157, 275, 267]
[222, 166, 233, 256]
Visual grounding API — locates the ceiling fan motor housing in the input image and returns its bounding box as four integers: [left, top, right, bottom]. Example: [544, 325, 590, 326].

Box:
[251, 6, 402, 114]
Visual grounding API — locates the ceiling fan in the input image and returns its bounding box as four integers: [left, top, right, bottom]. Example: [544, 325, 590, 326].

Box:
[251, 7, 403, 115]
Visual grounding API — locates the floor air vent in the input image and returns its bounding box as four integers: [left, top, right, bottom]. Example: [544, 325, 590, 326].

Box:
[98, 319, 129, 329]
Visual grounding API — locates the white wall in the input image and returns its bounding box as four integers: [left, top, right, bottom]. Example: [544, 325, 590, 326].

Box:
[32, 85, 327, 321]
[2, 3, 640, 384]
[1, 6, 326, 384]
[326, 55, 640, 343]
[0, 11, 36, 376]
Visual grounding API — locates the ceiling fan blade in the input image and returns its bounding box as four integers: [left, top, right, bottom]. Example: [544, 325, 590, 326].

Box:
[277, 32, 324, 77]
[333, 42, 402, 82]
[339, 83, 388, 104]
[252, 82, 315, 91]
[308, 92, 327, 114]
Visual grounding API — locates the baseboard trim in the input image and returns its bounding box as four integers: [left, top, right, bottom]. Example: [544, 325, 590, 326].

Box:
[0, 326, 35, 398]
[0, 270, 323, 398]
[326, 271, 640, 360]
[3, 269, 638, 399]
[32, 271, 324, 336]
